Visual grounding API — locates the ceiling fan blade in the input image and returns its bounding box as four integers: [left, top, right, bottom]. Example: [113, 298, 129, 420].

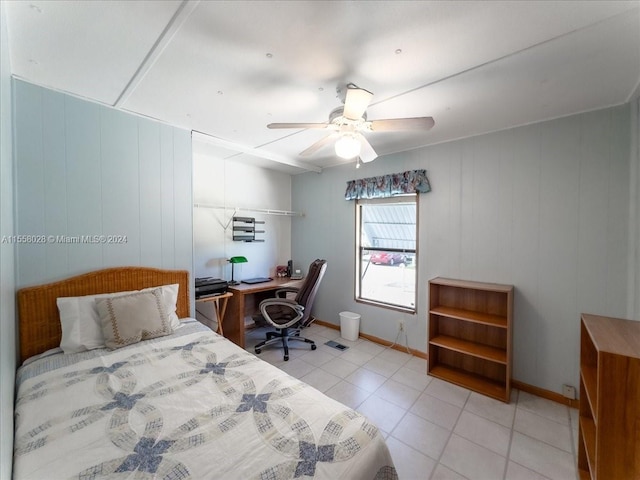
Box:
[356, 133, 378, 163]
[268, 122, 329, 129]
[370, 117, 435, 131]
[299, 133, 339, 156]
[343, 87, 373, 120]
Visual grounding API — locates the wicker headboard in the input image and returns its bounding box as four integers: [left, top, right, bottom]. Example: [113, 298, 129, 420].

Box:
[17, 266, 190, 364]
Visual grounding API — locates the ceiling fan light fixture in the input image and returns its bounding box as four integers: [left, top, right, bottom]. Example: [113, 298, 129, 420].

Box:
[335, 135, 361, 159]
[266, 84, 434, 164]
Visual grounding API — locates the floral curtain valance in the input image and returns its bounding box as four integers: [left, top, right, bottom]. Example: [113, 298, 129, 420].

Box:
[344, 169, 431, 200]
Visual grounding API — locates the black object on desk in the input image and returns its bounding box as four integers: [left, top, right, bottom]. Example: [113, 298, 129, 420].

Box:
[241, 277, 273, 285]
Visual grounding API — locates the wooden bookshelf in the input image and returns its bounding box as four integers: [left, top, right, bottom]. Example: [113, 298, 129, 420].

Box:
[428, 277, 513, 402]
[577, 313, 640, 480]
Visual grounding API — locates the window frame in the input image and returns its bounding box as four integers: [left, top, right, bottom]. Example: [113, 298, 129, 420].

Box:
[354, 195, 419, 314]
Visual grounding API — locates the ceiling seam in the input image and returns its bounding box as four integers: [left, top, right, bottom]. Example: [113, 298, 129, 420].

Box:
[625, 76, 640, 104]
[113, 0, 200, 108]
[192, 130, 322, 173]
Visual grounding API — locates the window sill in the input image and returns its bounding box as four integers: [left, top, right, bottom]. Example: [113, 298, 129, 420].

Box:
[355, 298, 416, 315]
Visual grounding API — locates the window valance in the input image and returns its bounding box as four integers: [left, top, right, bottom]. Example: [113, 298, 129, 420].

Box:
[344, 169, 431, 200]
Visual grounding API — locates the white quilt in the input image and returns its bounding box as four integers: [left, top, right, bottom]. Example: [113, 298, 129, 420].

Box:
[13, 321, 398, 480]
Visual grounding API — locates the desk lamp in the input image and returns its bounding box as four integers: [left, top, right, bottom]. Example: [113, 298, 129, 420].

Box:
[228, 256, 247, 285]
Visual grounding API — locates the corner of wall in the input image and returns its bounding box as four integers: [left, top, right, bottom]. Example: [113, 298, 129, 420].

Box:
[0, 1, 17, 477]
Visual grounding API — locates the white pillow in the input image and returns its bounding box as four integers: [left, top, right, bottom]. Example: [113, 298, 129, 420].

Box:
[97, 288, 172, 350]
[57, 284, 181, 354]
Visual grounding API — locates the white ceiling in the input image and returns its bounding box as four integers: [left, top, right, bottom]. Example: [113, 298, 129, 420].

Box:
[5, 0, 640, 174]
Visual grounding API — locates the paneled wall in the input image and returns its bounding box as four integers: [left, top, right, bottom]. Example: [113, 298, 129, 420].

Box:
[13, 81, 193, 304]
[0, 3, 16, 477]
[193, 153, 292, 282]
[292, 104, 631, 395]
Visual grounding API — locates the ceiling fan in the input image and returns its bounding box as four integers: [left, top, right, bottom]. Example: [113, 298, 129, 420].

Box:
[267, 83, 435, 164]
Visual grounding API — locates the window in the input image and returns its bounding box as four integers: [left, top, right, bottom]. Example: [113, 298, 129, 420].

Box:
[355, 196, 418, 312]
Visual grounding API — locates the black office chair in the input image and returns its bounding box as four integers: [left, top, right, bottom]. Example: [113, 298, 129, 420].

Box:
[254, 259, 327, 361]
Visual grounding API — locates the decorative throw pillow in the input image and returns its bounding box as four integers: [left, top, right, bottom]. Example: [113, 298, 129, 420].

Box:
[57, 283, 181, 353]
[96, 288, 172, 350]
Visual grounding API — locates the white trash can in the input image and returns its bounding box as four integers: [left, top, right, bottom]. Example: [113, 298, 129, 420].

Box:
[339, 311, 360, 341]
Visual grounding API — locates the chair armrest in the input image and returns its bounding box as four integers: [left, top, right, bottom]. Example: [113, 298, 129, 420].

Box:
[260, 298, 299, 308]
[275, 287, 299, 298]
[259, 298, 305, 328]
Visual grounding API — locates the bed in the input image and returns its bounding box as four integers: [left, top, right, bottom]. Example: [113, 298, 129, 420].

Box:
[13, 267, 398, 480]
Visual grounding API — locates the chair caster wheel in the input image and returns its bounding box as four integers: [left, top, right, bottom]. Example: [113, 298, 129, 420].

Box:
[255, 348, 261, 354]
[284, 355, 289, 361]
[311, 344, 317, 350]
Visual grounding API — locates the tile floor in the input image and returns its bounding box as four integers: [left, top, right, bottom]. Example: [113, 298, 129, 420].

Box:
[245, 323, 580, 480]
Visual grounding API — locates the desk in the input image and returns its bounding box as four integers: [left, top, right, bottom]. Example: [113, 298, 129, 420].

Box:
[195, 292, 233, 335]
[223, 277, 304, 348]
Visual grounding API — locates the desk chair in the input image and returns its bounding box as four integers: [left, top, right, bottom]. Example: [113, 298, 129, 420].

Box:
[254, 259, 327, 361]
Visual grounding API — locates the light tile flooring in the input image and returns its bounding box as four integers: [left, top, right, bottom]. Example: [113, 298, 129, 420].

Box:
[245, 324, 579, 480]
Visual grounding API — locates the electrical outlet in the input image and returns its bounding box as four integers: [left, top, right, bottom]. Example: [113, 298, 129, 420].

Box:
[398, 319, 405, 332]
[562, 384, 576, 400]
